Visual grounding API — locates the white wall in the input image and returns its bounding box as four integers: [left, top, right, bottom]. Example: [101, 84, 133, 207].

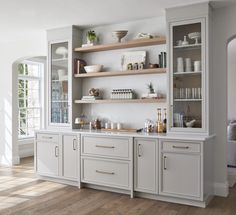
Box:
[0, 31, 46, 165]
[228, 39, 236, 121]
[212, 3, 236, 196]
[80, 17, 167, 128]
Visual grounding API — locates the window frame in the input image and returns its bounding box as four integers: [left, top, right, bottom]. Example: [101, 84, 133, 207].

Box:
[18, 60, 44, 140]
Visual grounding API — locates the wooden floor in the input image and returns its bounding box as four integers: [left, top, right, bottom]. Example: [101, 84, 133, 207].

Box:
[0, 157, 235, 215]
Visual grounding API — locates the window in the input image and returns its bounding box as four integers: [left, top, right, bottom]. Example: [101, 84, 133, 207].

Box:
[18, 61, 43, 139]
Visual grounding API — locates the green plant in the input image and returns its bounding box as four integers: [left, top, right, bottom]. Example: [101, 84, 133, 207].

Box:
[86, 30, 97, 42]
[147, 82, 155, 94]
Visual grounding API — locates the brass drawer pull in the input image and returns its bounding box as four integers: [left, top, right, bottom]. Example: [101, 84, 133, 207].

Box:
[96, 170, 115, 175]
[172, 145, 189, 149]
[95, 145, 115, 149]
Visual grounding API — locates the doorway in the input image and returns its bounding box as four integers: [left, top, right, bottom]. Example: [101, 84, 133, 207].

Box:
[227, 38, 236, 187]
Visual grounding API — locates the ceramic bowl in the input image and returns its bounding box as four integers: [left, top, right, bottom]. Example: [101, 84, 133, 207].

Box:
[112, 30, 128, 42]
[84, 65, 103, 73]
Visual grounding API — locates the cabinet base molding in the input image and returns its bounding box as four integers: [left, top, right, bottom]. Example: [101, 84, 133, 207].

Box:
[37, 175, 80, 188]
[135, 192, 213, 208]
[213, 182, 229, 197]
[82, 183, 132, 197]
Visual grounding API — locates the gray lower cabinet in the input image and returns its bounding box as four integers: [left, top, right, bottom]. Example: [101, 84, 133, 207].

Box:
[134, 138, 158, 194]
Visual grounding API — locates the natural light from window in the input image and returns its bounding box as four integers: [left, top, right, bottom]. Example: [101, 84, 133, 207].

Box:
[18, 61, 43, 139]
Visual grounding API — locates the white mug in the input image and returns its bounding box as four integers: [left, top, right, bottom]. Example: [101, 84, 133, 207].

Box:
[105, 122, 110, 129]
[117, 123, 122, 130]
[185, 58, 192, 72]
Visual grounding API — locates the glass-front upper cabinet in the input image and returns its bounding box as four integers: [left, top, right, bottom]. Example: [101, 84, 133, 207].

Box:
[49, 41, 70, 126]
[169, 18, 206, 133]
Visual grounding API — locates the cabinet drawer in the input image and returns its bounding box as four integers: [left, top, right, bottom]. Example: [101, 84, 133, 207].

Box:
[36, 133, 59, 143]
[82, 136, 130, 159]
[162, 141, 200, 153]
[82, 158, 129, 189]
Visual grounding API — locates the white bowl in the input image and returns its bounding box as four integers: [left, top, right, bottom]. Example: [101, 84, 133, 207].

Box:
[84, 65, 103, 73]
[112, 30, 128, 42]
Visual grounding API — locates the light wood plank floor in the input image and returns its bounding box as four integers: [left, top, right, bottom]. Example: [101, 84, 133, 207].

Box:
[0, 157, 235, 215]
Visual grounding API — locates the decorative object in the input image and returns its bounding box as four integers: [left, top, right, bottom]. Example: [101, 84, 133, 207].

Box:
[111, 122, 117, 130]
[112, 30, 128, 42]
[182, 35, 189, 45]
[194, 61, 201, 72]
[55, 46, 68, 58]
[94, 118, 102, 129]
[105, 122, 110, 129]
[74, 114, 87, 128]
[147, 82, 155, 94]
[117, 122, 122, 130]
[135, 33, 154, 40]
[188, 32, 201, 44]
[138, 62, 145, 70]
[121, 51, 146, 71]
[74, 58, 87, 74]
[133, 63, 139, 70]
[185, 58, 192, 72]
[149, 63, 159, 68]
[158, 52, 167, 68]
[176, 40, 182, 46]
[86, 30, 98, 45]
[127, 63, 133, 70]
[185, 119, 196, 128]
[84, 64, 103, 73]
[111, 89, 135, 100]
[177, 57, 184, 73]
[89, 88, 100, 97]
[156, 108, 164, 133]
[144, 119, 154, 133]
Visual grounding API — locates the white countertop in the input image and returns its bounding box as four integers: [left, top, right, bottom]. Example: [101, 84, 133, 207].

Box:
[36, 129, 215, 141]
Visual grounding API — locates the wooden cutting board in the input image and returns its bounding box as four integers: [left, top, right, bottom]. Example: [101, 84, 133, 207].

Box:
[101, 128, 139, 133]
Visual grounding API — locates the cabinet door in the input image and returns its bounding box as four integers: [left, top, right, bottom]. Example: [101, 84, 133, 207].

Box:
[160, 152, 201, 199]
[36, 141, 59, 176]
[134, 138, 157, 194]
[49, 40, 71, 127]
[62, 135, 78, 180]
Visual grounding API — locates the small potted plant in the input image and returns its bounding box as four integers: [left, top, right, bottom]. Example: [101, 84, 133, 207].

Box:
[147, 82, 155, 94]
[86, 30, 98, 45]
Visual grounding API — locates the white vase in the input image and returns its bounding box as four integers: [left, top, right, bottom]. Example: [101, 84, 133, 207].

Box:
[177, 57, 184, 73]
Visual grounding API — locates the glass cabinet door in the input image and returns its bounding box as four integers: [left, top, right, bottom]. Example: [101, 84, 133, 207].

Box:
[50, 41, 69, 125]
[170, 20, 204, 130]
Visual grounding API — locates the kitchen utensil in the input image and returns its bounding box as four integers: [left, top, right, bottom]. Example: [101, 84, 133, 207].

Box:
[112, 30, 128, 42]
[84, 65, 103, 73]
[188, 32, 201, 44]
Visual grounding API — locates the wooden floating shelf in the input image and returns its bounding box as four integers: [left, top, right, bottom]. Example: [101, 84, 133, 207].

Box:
[74, 68, 166, 78]
[74, 99, 166, 104]
[74, 37, 166, 53]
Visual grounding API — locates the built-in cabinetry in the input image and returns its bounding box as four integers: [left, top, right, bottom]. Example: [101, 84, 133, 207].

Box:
[159, 140, 202, 200]
[134, 138, 158, 194]
[35, 131, 80, 185]
[81, 135, 133, 197]
[167, 3, 212, 134]
[47, 26, 82, 129]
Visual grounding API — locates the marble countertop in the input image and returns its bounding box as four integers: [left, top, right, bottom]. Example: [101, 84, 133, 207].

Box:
[36, 129, 215, 141]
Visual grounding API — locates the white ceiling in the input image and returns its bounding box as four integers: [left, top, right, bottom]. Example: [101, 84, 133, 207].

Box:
[0, 0, 232, 40]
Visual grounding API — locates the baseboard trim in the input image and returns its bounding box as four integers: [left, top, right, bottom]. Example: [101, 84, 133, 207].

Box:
[214, 182, 229, 197]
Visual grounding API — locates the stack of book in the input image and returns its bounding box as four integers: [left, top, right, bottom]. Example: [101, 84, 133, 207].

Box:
[158, 51, 167, 68]
[81, 95, 102, 101]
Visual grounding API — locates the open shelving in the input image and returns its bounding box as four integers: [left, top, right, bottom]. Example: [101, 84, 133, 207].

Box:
[74, 37, 166, 53]
[74, 68, 166, 78]
[74, 98, 166, 104]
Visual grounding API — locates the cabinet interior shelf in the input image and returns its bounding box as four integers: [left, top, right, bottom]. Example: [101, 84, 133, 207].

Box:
[174, 99, 202, 102]
[74, 37, 166, 53]
[173, 71, 202, 76]
[173, 44, 201, 50]
[74, 68, 166, 78]
[74, 98, 166, 104]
